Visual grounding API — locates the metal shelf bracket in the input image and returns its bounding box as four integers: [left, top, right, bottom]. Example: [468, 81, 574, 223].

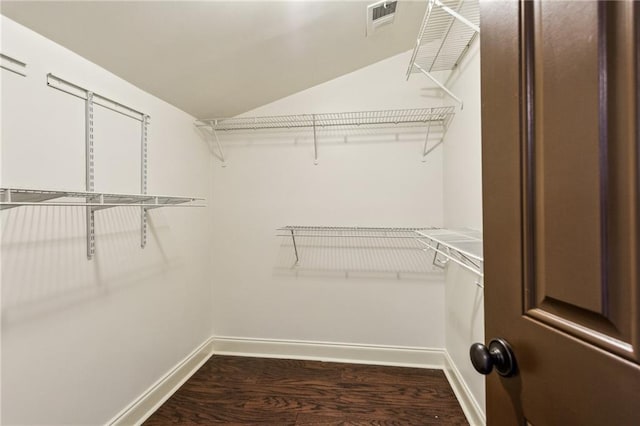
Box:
[421, 119, 444, 161]
[414, 63, 464, 109]
[312, 114, 318, 165]
[290, 228, 299, 263]
[206, 121, 227, 167]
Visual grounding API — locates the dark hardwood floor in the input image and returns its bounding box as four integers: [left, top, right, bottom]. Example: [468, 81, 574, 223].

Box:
[144, 355, 468, 425]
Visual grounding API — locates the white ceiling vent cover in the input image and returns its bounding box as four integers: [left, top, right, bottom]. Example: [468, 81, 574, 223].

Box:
[366, 1, 398, 36]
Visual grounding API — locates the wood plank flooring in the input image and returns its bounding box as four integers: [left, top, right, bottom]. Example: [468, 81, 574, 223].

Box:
[144, 355, 468, 425]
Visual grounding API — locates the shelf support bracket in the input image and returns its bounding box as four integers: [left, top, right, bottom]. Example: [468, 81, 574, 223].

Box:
[141, 115, 150, 248]
[209, 123, 227, 167]
[422, 120, 437, 161]
[290, 229, 299, 264]
[422, 119, 445, 161]
[432, 242, 445, 268]
[312, 114, 318, 165]
[414, 63, 464, 108]
[86, 91, 96, 259]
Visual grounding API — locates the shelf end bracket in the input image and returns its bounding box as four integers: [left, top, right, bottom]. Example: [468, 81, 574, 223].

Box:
[312, 115, 318, 165]
[414, 64, 464, 109]
[290, 229, 299, 264]
[209, 123, 227, 167]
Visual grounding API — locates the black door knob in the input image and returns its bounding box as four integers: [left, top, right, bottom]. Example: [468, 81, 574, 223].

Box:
[470, 338, 517, 377]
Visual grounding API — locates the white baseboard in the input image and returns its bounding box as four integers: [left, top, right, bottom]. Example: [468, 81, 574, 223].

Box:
[107, 336, 484, 426]
[107, 337, 214, 426]
[443, 351, 486, 426]
[211, 335, 445, 369]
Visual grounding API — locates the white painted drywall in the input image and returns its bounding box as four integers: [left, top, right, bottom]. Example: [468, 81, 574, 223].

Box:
[441, 39, 486, 419]
[210, 51, 448, 349]
[1, 13, 485, 423]
[1, 16, 213, 425]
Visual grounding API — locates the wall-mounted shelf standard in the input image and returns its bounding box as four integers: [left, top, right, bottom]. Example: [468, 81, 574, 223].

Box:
[46, 73, 153, 258]
[195, 107, 455, 165]
[406, 0, 480, 107]
[9, 73, 207, 259]
[277, 225, 483, 285]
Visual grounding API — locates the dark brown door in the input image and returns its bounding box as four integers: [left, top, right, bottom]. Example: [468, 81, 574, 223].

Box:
[480, 0, 640, 424]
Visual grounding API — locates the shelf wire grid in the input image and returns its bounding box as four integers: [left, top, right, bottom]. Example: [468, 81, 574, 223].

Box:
[0, 188, 204, 210]
[277, 226, 484, 280]
[277, 226, 441, 275]
[408, 0, 480, 75]
[197, 107, 455, 132]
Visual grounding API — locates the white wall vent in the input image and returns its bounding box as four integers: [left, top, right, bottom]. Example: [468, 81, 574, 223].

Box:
[366, 1, 398, 36]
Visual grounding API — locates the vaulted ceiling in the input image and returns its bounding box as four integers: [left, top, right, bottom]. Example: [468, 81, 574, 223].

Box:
[1, 1, 426, 118]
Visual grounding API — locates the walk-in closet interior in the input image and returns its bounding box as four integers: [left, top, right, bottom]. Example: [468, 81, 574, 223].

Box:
[1, 1, 485, 424]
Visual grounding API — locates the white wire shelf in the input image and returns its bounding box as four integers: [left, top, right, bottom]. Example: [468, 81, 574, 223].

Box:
[195, 107, 456, 165]
[0, 188, 205, 210]
[406, 0, 480, 107]
[197, 107, 455, 131]
[277, 225, 483, 284]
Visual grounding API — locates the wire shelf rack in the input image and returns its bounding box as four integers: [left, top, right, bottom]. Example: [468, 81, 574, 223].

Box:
[406, 0, 480, 106]
[197, 107, 455, 132]
[0, 188, 205, 210]
[277, 225, 484, 284]
[195, 107, 455, 165]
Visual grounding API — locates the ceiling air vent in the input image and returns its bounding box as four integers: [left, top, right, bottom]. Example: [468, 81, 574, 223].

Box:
[366, 1, 398, 36]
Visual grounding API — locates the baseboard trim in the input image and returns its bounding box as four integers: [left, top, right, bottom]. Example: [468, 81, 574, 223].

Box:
[212, 336, 446, 369]
[443, 351, 486, 426]
[107, 336, 214, 426]
[107, 337, 484, 426]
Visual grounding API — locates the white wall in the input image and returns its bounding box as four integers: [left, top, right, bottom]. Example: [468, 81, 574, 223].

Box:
[1, 13, 485, 423]
[1, 16, 213, 425]
[441, 39, 486, 419]
[210, 51, 448, 349]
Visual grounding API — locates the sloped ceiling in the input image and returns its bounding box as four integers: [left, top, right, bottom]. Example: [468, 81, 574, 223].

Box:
[1, 1, 427, 118]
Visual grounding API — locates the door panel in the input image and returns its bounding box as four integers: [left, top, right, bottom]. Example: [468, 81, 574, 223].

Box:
[522, 0, 638, 360]
[527, 0, 604, 315]
[481, 0, 640, 424]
